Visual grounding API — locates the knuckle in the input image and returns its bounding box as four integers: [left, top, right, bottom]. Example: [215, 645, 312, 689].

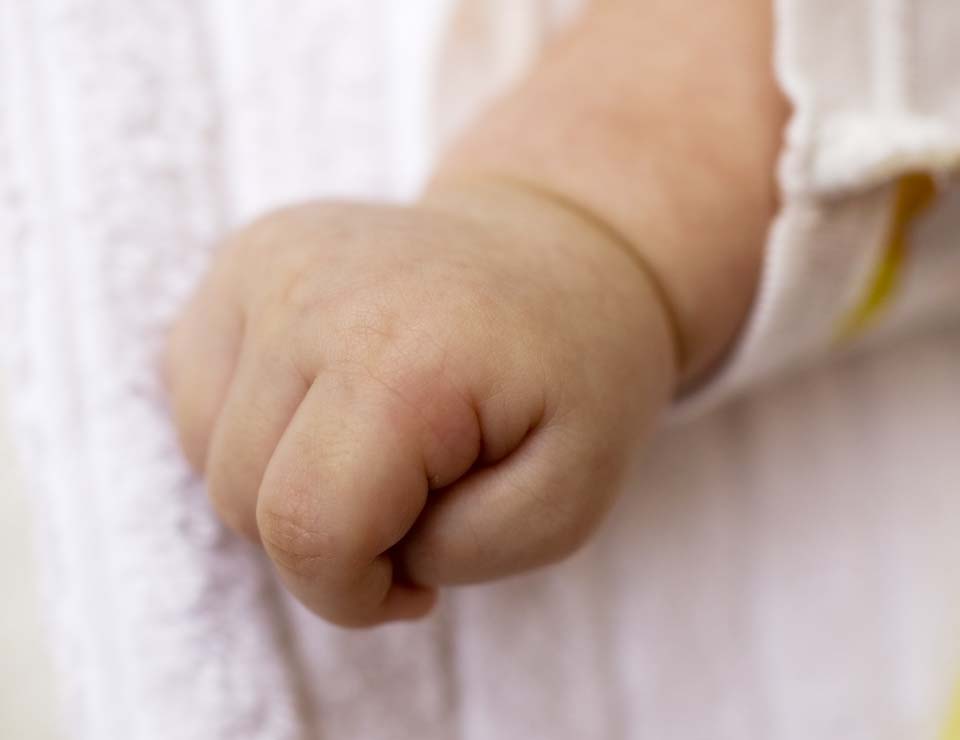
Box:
[257, 486, 379, 578]
[257, 496, 336, 578]
[328, 292, 410, 363]
[271, 264, 328, 325]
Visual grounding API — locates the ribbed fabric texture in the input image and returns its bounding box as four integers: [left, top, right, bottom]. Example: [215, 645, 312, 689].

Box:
[0, 2, 312, 738]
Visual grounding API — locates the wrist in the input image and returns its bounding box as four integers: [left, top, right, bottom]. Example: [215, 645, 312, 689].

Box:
[419, 174, 681, 400]
[422, 0, 786, 392]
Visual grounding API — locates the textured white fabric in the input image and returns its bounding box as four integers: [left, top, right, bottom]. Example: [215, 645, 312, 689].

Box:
[684, 0, 960, 412]
[0, 379, 60, 740]
[0, 3, 306, 738]
[2, 2, 960, 739]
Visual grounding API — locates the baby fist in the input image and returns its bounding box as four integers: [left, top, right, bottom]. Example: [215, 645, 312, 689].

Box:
[166, 186, 676, 627]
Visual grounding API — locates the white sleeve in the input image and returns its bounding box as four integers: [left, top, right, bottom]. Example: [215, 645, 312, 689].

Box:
[678, 0, 960, 416]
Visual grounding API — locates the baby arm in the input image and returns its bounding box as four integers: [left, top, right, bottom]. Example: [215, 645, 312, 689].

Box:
[165, 0, 786, 627]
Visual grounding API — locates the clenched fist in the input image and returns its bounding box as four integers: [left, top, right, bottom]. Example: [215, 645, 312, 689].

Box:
[165, 182, 676, 627]
[165, 0, 782, 627]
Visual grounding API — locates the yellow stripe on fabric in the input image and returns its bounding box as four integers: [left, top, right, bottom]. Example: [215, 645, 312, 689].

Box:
[945, 681, 960, 740]
[837, 172, 938, 341]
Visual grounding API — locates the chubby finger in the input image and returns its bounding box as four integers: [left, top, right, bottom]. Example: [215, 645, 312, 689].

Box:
[254, 366, 478, 627]
[203, 336, 309, 541]
[165, 269, 244, 472]
[397, 411, 629, 586]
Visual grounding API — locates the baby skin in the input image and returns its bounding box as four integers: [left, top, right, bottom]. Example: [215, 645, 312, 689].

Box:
[166, 0, 787, 627]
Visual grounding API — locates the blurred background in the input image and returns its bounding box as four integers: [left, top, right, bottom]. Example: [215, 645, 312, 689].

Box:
[0, 378, 59, 740]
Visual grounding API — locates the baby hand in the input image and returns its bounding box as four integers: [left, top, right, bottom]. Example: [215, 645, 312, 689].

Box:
[165, 182, 677, 627]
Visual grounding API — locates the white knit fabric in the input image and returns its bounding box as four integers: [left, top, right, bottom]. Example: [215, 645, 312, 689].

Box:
[2, 1, 960, 739]
[681, 0, 960, 412]
[0, 2, 306, 737]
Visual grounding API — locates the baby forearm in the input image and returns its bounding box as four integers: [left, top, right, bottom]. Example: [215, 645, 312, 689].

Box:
[429, 0, 788, 388]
